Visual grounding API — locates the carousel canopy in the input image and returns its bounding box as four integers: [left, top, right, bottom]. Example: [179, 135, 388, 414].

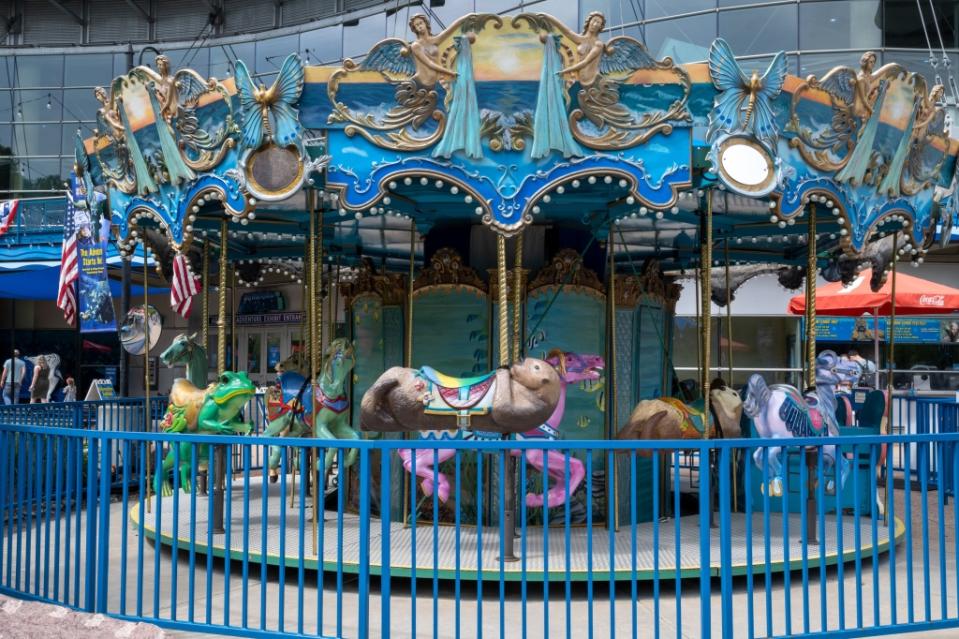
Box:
[788, 269, 959, 316]
[80, 11, 958, 275]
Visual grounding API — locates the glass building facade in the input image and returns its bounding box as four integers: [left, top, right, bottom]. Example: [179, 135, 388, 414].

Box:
[0, 0, 956, 195]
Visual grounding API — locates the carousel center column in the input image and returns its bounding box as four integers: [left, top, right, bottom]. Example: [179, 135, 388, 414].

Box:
[212, 217, 229, 534]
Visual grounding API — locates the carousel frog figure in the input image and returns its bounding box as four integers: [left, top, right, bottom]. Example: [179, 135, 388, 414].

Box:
[156, 371, 255, 495]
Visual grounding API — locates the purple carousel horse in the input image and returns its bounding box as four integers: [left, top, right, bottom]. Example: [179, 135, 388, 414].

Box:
[399, 350, 604, 507]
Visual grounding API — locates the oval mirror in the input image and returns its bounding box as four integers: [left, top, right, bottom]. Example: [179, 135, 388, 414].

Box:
[120, 305, 162, 355]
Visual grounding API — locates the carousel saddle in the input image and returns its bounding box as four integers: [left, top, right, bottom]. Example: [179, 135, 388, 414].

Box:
[416, 366, 497, 423]
[773, 386, 825, 438]
[661, 396, 710, 437]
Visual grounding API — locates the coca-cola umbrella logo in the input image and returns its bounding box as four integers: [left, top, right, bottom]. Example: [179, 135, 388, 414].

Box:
[919, 294, 946, 306]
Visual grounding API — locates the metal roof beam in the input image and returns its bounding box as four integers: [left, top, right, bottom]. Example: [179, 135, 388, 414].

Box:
[45, 0, 85, 25]
[121, 0, 153, 23]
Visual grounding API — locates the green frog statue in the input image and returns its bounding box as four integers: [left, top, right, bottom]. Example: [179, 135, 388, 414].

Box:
[155, 371, 256, 495]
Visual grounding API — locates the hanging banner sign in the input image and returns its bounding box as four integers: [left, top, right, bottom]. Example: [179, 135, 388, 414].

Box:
[809, 316, 959, 344]
[78, 236, 117, 333]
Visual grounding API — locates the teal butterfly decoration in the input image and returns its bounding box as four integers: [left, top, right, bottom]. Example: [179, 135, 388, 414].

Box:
[707, 38, 787, 148]
[233, 53, 304, 150]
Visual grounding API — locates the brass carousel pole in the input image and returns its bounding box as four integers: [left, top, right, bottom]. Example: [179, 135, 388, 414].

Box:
[143, 236, 152, 512]
[701, 192, 714, 527]
[202, 243, 210, 359]
[724, 237, 736, 512]
[608, 229, 618, 530]
[806, 203, 817, 389]
[212, 217, 228, 534]
[497, 233, 518, 561]
[884, 231, 899, 521]
[402, 220, 415, 526]
[805, 202, 818, 543]
[310, 194, 323, 554]
[512, 232, 524, 362]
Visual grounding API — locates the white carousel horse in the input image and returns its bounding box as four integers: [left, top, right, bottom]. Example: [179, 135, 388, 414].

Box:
[743, 350, 862, 497]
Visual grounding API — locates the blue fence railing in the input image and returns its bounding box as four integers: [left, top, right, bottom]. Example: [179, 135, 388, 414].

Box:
[0, 420, 957, 639]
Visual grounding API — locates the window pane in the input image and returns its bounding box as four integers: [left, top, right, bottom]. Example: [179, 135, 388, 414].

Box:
[884, 0, 958, 49]
[64, 54, 116, 88]
[343, 13, 386, 60]
[13, 55, 64, 88]
[799, 51, 870, 79]
[14, 90, 62, 123]
[718, 5, 798, 56]
[0, 91, 14, 122]
[13, 123, 62, 156]
[580, 0, 642, 26]
[645, 14, 715, 62]
[62, 88, 100, 124]
[300, 25, 343, 65]
[17, 157, 63, 189]
[247, 334, 262, 375]
[256, 34, 300, 75]
[646, 0, 714, 21]
[209, 42, 255, 80]
[800, 0, 881, 50]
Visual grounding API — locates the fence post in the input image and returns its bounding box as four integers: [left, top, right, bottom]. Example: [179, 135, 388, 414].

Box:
[699, 444, 712, 637]
[357, 447, 371, 639]
[84, 436, 98, 612]
[96, 435, 111, 613]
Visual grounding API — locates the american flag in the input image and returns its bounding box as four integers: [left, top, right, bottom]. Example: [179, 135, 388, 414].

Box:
[170, 253, 201, 318]
[0, 199, 18, 238]
[56, 178, 80, 326]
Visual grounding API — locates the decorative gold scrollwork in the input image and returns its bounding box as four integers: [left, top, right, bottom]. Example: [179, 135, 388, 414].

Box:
[327, 13, 501, 152]
[514, 11, 691, 150]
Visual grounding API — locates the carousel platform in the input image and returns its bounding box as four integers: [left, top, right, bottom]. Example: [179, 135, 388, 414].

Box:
[129, 476, 904, 583]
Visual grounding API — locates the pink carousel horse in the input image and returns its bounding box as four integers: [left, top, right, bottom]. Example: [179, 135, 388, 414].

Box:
[398, 349, 604, 508]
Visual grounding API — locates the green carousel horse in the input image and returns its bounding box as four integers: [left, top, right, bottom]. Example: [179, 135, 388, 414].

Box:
[159, 332, 209, 388]
[264, 338, 358, 478]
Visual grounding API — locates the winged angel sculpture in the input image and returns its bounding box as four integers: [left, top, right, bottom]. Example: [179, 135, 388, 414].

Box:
[328, 14, 501, 152]
[706, 39, 787, 148]
[523, 11, 691, 150]
[788, 51, 947, 194]
[92, 56, 235, 195]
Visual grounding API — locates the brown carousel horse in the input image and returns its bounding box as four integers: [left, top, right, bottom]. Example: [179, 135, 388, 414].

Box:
[616, 378, 744, 516]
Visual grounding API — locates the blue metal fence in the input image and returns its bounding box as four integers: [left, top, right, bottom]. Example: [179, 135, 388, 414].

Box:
[0, 415, 957, 638]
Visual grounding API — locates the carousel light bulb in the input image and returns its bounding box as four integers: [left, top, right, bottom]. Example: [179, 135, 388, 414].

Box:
[307, 179, 315, 186]
[639, 207, 648, 215]
[435, 180, 444, 188]
[626, 196, 635, 205]
[630, 212, 637, 218]
[403, 177, 413, 186]
[450, 186, 459, 195]
[556, 186, 565, 194]
[420, 177, 428, 186]
[249, 197, 257, 206]
[339, 209, 347, 216]
[825, 200, 834, 208]
[918, 257, 925, 264]
[619, 179, 628, 188]
[735, 237, 742, 244]
[186, 225, 193, 232]
[697, 190, 704, 197]
[587, 176, 597, 185]
[532, 205, 541, 214]
[770, 215, 778, 223]
[474, 206, 483, 215]
[543, 194, 551, 203]
[839, 229, 848, 236]
[603, 176, 612, 184]
[778, 221, 787, 228]
[464, 195, 473, 204]
[383, 196, 391, 205]
[571, 180, 580, 188]
[670, 206, 679, 215]
[192, 206, 200, 214]
[832, 208, 840, 216]
[354, 212, 363, 220]
[655, 211, 664, 219]
[768, 201, 776, 209]
[389, 181, 398, 190]
[787, 218, 795, 226]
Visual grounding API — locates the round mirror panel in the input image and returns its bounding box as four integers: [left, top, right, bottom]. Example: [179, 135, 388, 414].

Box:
[120, 305, 162, 355]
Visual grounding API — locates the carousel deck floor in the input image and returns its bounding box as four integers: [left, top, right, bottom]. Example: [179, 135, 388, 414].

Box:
[129, 476, 904, 582]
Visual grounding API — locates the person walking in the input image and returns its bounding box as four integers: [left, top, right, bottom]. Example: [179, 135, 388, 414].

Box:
[1, 350, 25, 405]
[29, 355, 50, 404]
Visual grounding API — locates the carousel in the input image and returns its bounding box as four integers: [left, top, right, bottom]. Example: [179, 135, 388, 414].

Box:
[79, 11, 956, 580]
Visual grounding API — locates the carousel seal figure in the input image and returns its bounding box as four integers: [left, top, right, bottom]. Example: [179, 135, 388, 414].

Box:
[360, 357, 562, 435]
